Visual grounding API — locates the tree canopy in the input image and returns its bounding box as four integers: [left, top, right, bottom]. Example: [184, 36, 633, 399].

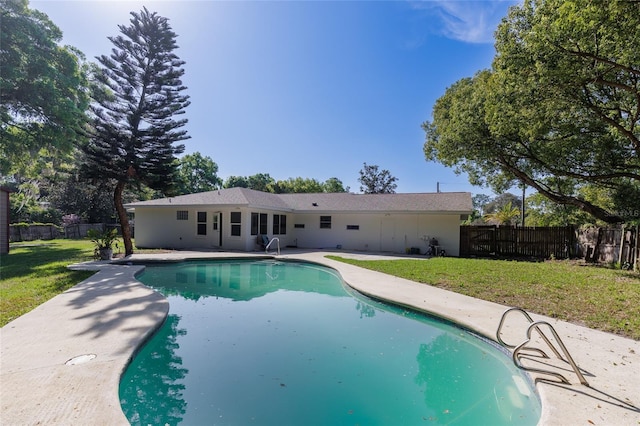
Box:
[358, 163, 398, 194]
[223, 174, 348, 194]
[81, 7, 190, 255]
[175, 152, 222, 194]
[272, 177, 324, 194]
[322, 177, 349, 193]
[423, 0, 640, 224]
[484, 201, 521, 226]
[271, 177, 348, 193]
[0, 0, 89, 176]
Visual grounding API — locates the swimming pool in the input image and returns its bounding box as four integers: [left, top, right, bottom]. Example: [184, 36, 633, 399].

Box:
[120, 259, 541, 425]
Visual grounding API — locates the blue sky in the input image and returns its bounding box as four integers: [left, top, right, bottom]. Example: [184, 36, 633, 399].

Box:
[32, 0, 518, 195]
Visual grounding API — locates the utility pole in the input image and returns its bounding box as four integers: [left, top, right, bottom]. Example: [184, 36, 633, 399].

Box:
[521, 184, 526, 227]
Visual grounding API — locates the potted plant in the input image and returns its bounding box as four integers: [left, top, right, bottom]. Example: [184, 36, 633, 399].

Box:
[87, 228, 120, 260]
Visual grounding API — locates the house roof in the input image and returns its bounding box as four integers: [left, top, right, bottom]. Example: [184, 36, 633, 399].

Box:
[126, 187, 292, 210]
[125, 187, 473, 214]
[278, 192, 472, 213]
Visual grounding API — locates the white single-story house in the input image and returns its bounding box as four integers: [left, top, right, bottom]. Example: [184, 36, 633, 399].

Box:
[125, 187, 472, 256]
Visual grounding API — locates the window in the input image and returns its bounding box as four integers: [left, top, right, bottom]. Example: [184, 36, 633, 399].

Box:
[346, 225, 359, 230]
[320, 216, 332, 229]
[260, 213, 267, 234]
[230, 211, 242, 236]
[294, 224, 305, 229]
[251, 212, 268, 235]
[273, 215, 287, 235]
[212, 214, 218, 231]
[197, 211, 207, 236]
[177, 210, 188, 220]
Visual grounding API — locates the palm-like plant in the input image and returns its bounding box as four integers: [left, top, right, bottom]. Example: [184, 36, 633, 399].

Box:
[484, 201, 521, 226]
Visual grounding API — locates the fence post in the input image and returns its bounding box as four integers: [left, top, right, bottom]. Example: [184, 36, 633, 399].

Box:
[618, 225, 625, 265]
[492, 225, 497, 256]
[569, 225, 576, 259]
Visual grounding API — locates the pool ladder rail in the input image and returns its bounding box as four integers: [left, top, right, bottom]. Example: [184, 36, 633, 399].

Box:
[265, 237, 280, 255]
[496, 307, 589, 387]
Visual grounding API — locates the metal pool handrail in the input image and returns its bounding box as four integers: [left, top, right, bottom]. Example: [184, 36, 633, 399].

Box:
[265, 237, 280, 255]
[513, 320, 589, 386]
[496, 307, 562, 358]
[497, 306, 589, 386]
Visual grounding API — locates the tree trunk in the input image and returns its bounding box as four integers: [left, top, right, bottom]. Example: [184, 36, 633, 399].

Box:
[499, 160, 624, 223]
[114, 181, 134, 256]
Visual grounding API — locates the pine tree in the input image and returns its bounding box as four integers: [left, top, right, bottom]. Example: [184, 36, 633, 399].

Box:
[82, 7, 190, 256]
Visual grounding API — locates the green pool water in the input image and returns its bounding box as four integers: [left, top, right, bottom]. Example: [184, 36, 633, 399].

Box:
[120, 259, 541, 425]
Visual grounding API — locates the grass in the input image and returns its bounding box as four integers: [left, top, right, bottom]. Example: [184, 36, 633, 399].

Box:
[327, 256, 640, 341]
[1, 238, 171, 327]
[0, 240, 97, 326]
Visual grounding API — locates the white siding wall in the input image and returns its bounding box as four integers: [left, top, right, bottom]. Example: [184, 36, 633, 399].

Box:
[134, 207, 200, 249]
[134, 207, 294, 251]
[290, 213, 462, 256]
[135, 207, 462, 255]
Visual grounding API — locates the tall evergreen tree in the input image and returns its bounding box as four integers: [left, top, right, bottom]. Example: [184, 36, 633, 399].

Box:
[82, 7, 190, 255]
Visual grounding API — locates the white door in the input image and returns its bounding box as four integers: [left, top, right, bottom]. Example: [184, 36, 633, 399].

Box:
[380, 218, 395, 252]
[212, 212, 221, 248]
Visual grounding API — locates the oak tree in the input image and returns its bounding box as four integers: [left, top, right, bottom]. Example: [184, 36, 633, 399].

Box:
[0, 0, 89, 176]
[423, 0, 640, 223]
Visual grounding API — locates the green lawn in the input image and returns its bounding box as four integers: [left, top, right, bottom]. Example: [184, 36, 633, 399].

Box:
[328, 256, 640, 340]
[1, 240, 96, 326]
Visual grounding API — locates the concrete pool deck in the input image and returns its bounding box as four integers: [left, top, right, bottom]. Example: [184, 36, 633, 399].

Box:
[1, 250, 638, 425]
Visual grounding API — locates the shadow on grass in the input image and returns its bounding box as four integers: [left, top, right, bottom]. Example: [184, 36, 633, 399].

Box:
[0, 243, 93, 281]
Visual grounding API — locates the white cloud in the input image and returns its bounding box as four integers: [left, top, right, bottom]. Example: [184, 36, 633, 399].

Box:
[410, 1, 519, 44]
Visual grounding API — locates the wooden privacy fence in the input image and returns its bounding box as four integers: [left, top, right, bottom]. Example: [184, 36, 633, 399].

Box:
[460, 225, 576, 259]
[578, 226, 639, 267]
